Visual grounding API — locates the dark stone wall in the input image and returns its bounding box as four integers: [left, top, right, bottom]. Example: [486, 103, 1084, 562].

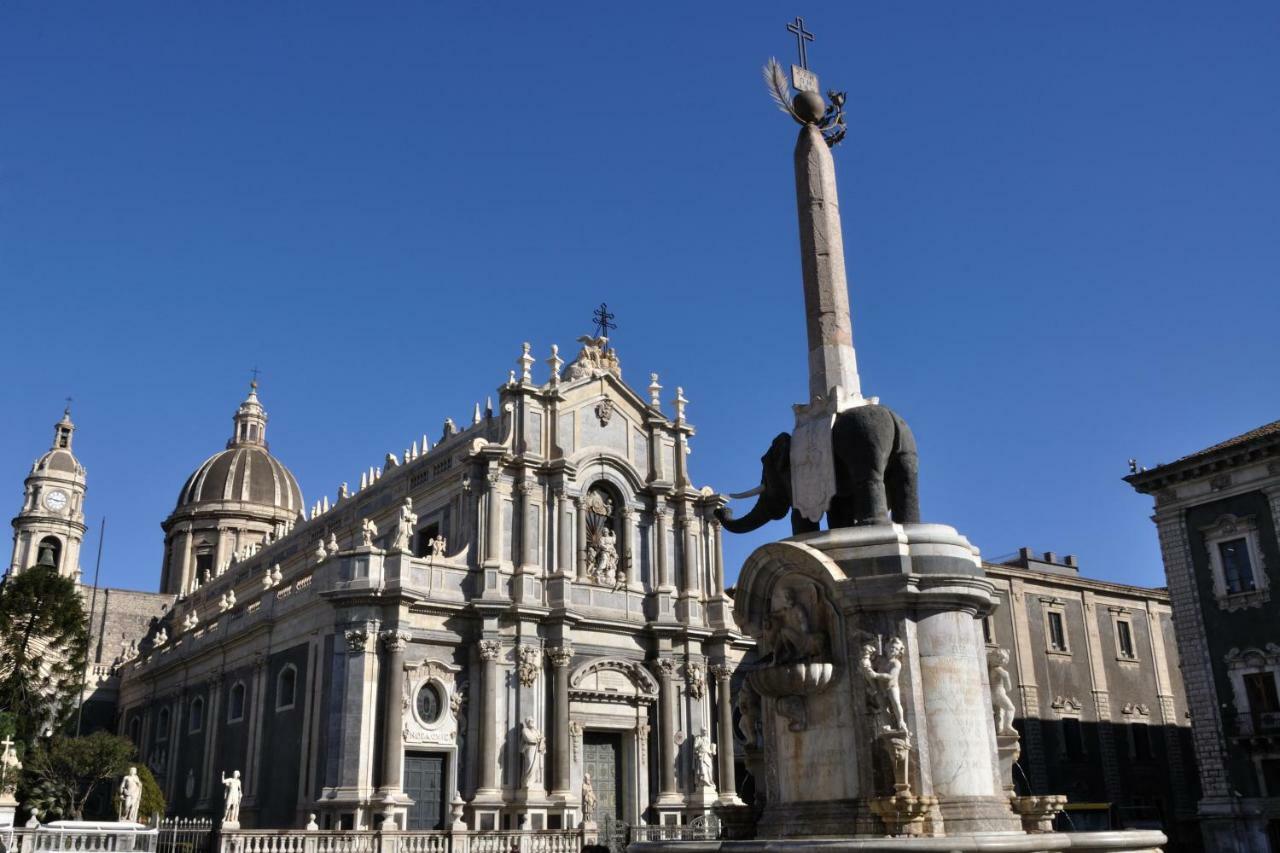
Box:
[1184, 490, 1280, 797]
[256, 643, 311, 827]
[172, 684, 211, 814]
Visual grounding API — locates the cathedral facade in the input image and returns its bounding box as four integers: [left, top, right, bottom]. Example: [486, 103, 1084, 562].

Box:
[110, 336, 750, 831]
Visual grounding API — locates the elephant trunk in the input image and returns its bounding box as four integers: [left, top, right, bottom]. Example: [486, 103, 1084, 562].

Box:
[715, 496, 787, 534]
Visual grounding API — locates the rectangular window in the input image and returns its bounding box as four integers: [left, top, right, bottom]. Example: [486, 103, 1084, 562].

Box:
[195, 551, 214, 579]
[1116, 620, 1136, 659]
[1219, 538, 1257, 594]
[982, 616, 993, 645]
[1061, 717, 1085, 758]
[1130, 723, 1152, 760]
[1047, 611, 1068, 652]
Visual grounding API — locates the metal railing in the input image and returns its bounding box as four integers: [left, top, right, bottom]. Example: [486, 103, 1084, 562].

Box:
[158, 818, 214, 853]
[221, 830, 587, 853]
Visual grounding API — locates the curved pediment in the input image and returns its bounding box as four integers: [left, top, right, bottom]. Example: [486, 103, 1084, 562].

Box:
[569, 657, 659, 700]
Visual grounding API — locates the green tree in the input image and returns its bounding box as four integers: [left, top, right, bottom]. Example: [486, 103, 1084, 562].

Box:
[0, 565, 89, 745]
[135, 763, 166, 821]
[21, 732, 137, 820]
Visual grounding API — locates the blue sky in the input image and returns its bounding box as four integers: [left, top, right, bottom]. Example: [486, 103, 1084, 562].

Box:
[2, 2, 1277, 593]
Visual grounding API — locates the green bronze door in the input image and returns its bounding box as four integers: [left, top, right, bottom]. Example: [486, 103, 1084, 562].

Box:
[404, 753, 446, 830]
[582, 731, 623, 822]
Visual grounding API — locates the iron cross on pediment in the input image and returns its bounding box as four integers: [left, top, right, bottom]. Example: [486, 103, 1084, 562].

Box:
[786, 16, 815, 70]
[592, 303, 617, 339]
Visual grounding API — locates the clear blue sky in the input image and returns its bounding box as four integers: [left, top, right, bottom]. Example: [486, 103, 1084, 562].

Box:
[2, 2, 1277, 593]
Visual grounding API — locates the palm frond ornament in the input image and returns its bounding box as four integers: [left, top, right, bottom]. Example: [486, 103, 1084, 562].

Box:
[762, 56, 848, 148]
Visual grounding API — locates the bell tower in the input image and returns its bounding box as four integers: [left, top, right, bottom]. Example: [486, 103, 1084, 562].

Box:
[9, 406, 88, 581]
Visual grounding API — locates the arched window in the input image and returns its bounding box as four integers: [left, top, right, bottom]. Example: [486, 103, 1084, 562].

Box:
[35, 536, 62, 570]
[276, 664, 297, 711]
[128, 716, 142, 746]
[156, 707, 171, 742]
[188, 696, 205, 734]
[227, 681, 247, 723]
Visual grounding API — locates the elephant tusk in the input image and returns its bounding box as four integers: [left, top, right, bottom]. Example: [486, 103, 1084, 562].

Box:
[726, 484, 766, 500]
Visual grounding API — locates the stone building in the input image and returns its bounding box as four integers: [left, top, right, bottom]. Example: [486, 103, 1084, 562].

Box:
[111, 336, 750, 831]
[1127, 419, 1280, 851]
[983, 550, 1197, 847]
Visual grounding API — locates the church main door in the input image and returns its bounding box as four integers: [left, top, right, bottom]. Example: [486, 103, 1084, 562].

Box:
[404, 753, 447, 830]
[582, 732, 623, 822]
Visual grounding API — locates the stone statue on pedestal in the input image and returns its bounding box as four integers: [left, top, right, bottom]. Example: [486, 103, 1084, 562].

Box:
[118, 766, 141, 822]
[221, 770, 242, 826]
[520, 717, 545, 786]
[987, 647, 1019, 736]
[581, 772, 597, 825]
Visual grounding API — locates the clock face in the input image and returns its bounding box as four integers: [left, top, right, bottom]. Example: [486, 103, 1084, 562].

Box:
[44, 490, 68, 512]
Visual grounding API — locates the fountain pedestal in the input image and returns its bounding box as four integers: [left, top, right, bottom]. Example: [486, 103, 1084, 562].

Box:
[634, 524, 1164, 852]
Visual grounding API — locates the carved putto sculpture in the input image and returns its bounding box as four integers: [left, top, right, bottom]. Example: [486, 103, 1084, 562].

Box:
[314, 539, 327, 564]
[860, 635, 907, 733]
[393, 498, 417, 552]
[221, 770, 242, 824]
[520, 717, 545, 786]
[325, 533, 340, 556]
[118, 766, 141, 822]
[428, 533, 447, 558]
[988, 647, 1018, 736]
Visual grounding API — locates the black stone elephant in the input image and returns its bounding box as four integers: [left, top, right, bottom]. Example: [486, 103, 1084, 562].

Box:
[716, 403, 920, 534]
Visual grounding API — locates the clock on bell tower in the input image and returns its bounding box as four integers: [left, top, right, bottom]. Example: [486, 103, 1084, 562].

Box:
[9, 406, 87, 581]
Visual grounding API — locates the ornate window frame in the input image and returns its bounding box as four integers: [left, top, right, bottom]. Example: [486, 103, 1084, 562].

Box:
[1050, 695, 1086, 759]
[1109, 607, 1139, 662]
[1040, 598, 1071, 656]
[1201, 513, 1270, 611]
[402, 659, 461, 746]
[1224, 644, 1280, 736]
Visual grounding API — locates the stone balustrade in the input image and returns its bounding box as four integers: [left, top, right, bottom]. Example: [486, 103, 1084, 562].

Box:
[220, 829, 589, 853]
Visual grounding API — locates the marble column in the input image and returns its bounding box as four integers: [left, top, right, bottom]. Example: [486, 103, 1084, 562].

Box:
[654, 502, 670, 589]
[476, 640, 503, 796]
[710, 522, 725, 597]
[556, 491, 573, 577]
[484, 470, 503, 568]
[519, 483, 537, 571]
[177, 529, 193, 596]
[380, 630, 411, 793]
[710, 664, 740, 804]
[575, 498, 589, 581]
[547, 645, 574, 796]
[622, 509, 639, 589]
[654, 659, 679, 798]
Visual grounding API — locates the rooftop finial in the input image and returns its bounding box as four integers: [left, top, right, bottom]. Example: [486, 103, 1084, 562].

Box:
[64, 396, 73, 417]
[249, 366, 261, 393]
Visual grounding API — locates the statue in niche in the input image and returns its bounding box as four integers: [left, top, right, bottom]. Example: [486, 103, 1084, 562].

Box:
[520, 717, 545, 786]
[693, 733, 717, 788]
[860, 635, 907, 734]
[393, 498, 417, 552]
[581, 772, 597, 821]
[988, 647, 1018, 736]
[360, 518, 378, 548]
[761, 587, 826, 664]
[583, 488, 622, 587]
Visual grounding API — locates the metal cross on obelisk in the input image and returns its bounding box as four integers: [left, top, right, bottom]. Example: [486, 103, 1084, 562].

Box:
[786, 17, 814, 69]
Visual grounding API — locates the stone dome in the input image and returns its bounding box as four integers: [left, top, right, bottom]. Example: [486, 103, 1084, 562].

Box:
[176, 445, 303, 513]
[36, 448, 83, 476]
[171, 384, 303, 516]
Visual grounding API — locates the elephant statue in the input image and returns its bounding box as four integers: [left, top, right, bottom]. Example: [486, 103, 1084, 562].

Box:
[717, 403, 920, 534]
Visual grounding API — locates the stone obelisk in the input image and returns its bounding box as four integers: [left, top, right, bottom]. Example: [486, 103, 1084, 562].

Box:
[786, 70, 864, 524]
[795, 120, 860, 407]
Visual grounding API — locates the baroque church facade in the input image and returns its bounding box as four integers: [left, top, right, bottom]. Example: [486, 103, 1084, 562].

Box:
[108, 336, 751, 832]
